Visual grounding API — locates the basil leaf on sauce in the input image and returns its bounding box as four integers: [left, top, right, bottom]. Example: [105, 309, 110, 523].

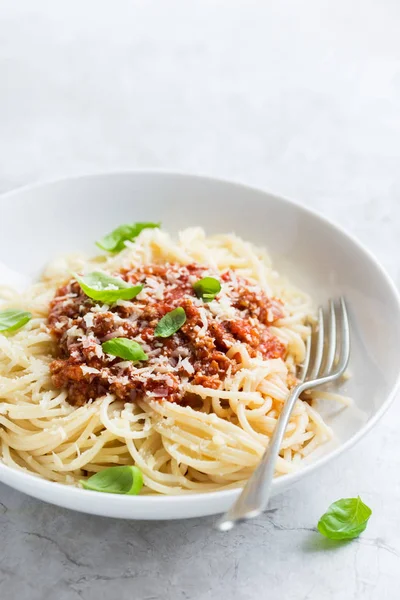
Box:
[193, 277, 221, 302]
[96, 222, 161, 253]
[102, 338, 148, 361]
[81, 465, 143, 495]
[154, 307, 186, 338]
[74, 271, 143, 304]
[0, 309, 32, 333]
[317, 496, 372, 540]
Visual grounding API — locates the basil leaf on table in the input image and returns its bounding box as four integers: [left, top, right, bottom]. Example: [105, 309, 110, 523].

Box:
[0, 309, 32, 333]
[81, 466, 143, 495]
[154, 307, 186, 338]
[317, 496, 372, 540]
[193, 276, 221, 302]
[102, 338, 148, 361]
[74, 271, 143, 304]
[96, 222, 161, 253]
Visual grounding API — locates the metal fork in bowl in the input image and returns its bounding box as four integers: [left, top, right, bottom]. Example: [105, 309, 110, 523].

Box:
[216, 297, 350, 532]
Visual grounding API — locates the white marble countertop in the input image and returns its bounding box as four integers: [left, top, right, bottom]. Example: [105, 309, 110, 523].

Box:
[1, 1, 400, 598]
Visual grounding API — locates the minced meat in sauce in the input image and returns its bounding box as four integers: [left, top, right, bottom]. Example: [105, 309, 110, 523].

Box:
[48, 263, 286, 406]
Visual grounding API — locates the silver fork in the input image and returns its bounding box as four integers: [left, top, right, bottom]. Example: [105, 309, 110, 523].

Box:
[216, 296, 350, 532]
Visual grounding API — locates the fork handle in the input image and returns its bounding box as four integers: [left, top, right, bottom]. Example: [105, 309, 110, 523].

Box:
[216, 384, 303, 531]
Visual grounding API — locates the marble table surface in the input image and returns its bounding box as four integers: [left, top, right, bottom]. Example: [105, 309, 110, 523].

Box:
[1, 1, 400, 598]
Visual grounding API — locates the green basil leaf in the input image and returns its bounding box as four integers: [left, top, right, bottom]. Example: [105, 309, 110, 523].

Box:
[81, 465, 143, 495]
[193, 277, 221, 302]
[0, 309, 32, 333]
[102, 338, 148, 361]
[154, 307, 186, 338]
[317, 496, 372, 540]
[96, 222, 161, 253]
[74, 271, 143, 304]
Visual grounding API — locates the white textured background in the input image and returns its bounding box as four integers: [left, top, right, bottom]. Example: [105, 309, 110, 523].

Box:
[1, 1, 400, 598]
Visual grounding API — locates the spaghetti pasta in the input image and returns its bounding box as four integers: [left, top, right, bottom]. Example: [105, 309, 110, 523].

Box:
[0, 227, 345, 494]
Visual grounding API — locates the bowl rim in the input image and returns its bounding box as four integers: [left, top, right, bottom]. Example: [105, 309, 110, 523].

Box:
[1, 169, 400, 509]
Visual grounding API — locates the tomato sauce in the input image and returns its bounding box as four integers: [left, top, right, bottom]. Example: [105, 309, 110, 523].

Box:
[48, 263, 285, 406]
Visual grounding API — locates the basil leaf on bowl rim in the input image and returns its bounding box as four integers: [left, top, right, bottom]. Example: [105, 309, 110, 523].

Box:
[193, 276, 221, 302]
[96, 222, 161, 253]
[102, 338, 148, 362]
[81, 465, 143, 495]
[317, 496, 372, 540]
[0, 309, 32, 333]
[154, 307, 186, 338]
[74, 271, 143, 304]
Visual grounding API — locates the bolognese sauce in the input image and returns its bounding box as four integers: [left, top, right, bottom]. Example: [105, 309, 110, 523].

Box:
[48, 263, 286, 406]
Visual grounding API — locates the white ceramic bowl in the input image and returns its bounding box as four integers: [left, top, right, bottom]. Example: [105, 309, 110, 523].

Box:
[1, 172, 399, 520]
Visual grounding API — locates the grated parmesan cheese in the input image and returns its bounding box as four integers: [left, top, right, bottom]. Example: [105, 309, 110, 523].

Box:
[197, 307, 208, 337]
[83, 312, 95, 328]
[81, 365, 101, 375]
[91, 303, 110, 313]
[177, 356, 194, 375]
[66, 325, 84, 338]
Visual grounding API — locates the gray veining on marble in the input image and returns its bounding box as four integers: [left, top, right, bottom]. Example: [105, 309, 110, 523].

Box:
[1, 1, 400, 598]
